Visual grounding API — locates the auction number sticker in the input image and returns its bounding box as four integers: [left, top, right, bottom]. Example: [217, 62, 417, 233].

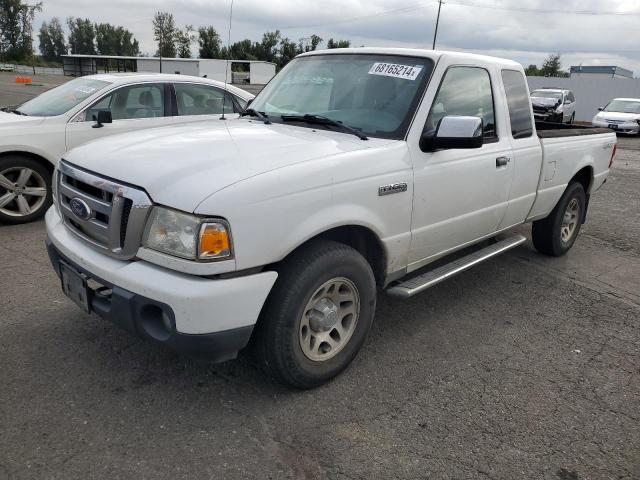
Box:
[368, 63, 423, 80]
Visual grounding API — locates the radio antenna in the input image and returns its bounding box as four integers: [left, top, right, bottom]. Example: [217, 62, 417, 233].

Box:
[220, 0, 234, 120]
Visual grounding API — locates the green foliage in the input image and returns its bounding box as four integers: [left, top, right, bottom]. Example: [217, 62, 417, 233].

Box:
[526, 54, 569, 77]
[95, 23, 140, 56]
[326, 38, 350, 49]
[175, 25, 195, 58]
[152, 11, 177, 58]
[198, 26, 221, 59]
[67, 17, 96, 54]
[38, 17, 65, 61]
[0, 0, 42, 62]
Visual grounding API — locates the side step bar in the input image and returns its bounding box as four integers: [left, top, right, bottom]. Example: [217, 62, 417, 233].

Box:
[386, 234, 527, 298]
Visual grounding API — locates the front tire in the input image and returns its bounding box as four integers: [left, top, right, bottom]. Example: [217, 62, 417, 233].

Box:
[252, 240, 377, 389]
[0, 155, 51, 225]
[532, 182, 586, 256]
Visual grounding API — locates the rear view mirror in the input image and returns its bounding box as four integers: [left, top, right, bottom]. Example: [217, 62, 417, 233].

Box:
[92, 109, 112, 129]
[420, 116, 483, 152]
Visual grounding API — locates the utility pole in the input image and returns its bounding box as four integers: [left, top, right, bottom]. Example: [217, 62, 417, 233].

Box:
[432, 0, 443, 50]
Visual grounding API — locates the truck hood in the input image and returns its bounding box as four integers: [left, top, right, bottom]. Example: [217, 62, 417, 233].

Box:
[594, 111, 640, 122]
[531, 96, 561, 109]
[0, 111, 45, 128]
[64, 119, 385, 212]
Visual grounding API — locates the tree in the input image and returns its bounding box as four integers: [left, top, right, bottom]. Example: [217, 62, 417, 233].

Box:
[175, 25, 195, 58]
[198, 26, 221, 59]
[153, 11, 177, 58]
[278, 37, 298, 69]
[298, 34, 323, 54]
[0, 0, 42, 62]
[540, 53, 568, 77]
[524, 64, 539, 76]
[67, 17, 96, 54]
[95, 23, 139, 56]
[38, 17, 65, 61]
[256, 30, 281, 63]
[326, 38, 350, 49]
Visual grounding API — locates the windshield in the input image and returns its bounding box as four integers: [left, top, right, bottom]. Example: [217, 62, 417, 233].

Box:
[603, 100, 640, 114]
[18, 78, 111, 116]
[249, 54, 434, 139]
[531, 90, 563, 100]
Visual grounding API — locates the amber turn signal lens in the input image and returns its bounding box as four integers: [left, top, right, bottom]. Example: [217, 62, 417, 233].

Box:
[199, 222, 231, 259]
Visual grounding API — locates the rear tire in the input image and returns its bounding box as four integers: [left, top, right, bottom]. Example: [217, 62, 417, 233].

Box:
[0, 155, 52, 225]
[568, 112, 575, 124]
[532, 182, 586, 256]
[252, 240, 377, 389]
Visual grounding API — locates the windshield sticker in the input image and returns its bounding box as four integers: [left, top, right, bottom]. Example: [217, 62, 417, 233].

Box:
[75, 86, 97, 94]
[368, 63, 423, 80]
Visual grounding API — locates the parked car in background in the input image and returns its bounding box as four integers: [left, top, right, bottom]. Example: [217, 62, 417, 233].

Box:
[45, 48, 616, 388]
[592, 98, 640, 135]
[530, 88, 576, 124]
[0, 74, 253, 224]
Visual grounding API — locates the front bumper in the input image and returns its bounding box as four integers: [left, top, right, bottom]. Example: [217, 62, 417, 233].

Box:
[45, 207, 278, 361]
[534, 111, 562, 123]
[592, 119, 640, 134]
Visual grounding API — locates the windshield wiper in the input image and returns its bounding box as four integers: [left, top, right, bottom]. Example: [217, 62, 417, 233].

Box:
[12, 109, 28, 116]
[281, 114, 368, 140]
[240, 108, 271, 124]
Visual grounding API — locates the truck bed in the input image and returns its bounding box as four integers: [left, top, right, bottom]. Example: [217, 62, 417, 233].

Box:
[535, 121, 612, 138]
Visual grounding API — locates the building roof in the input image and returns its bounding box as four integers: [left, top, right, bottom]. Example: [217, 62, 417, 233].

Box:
[569, 65, 633, 78]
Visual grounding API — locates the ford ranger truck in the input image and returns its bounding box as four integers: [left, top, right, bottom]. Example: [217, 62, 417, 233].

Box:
[45, 49, 616, 389]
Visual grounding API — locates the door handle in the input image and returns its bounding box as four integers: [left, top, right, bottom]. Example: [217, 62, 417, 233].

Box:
[496, 156, 510, 168]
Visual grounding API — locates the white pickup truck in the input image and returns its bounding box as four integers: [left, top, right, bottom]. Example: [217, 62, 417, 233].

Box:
[45, 48, 616, 388]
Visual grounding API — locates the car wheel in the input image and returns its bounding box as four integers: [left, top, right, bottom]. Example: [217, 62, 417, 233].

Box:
[532, 181, 586, 257]
[568, 112, 575, 124]
[252, 240, 377, 389]
[0, 155, 52, 225]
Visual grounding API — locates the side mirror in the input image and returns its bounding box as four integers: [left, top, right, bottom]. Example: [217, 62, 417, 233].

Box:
[420, 116, 483, 152]
[597, 107, 604, 111]
[92, 109, 112, 129]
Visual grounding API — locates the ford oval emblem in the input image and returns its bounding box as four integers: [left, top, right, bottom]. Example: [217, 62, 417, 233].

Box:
[69, 197, 91, 221]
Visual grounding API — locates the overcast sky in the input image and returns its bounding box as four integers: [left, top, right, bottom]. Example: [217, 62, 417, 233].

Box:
[34, 0, 640, 76]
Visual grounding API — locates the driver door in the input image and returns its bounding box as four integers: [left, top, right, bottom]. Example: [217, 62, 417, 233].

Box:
[65, 83, 171, 151]
[407, 65, 514, 268]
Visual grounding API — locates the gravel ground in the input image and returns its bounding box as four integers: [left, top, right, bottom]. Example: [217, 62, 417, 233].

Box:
[0, 74, 639, 479]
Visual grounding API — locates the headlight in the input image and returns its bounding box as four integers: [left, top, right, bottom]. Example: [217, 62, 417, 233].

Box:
[556, 105, 563, 113]
[142, 206, 233, 261]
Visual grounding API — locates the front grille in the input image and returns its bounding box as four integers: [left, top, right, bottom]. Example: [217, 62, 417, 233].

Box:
[532, 105, 550, 114]
[57, 161, 152, 259]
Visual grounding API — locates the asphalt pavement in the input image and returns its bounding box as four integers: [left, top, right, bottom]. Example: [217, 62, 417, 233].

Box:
[0, 74, 639, 479]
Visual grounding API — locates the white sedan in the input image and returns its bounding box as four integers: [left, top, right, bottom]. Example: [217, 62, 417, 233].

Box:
[0, 73, 253, 224]
[592, 97, 640, 135]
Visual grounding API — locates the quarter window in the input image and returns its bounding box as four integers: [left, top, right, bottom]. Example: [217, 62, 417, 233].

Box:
[174, 83, 236, 116]
[501, 70, 533, 139]
[426, 66, 497, 140]
[85, 83, 165, 121]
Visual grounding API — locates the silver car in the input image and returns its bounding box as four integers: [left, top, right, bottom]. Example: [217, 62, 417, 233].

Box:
[592, 98, 640, 135]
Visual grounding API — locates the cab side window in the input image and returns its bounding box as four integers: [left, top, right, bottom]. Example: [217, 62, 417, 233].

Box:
[85, 84, 165, 121]
[501, 70, 533, 139]
[567, 92, 575, 103]
[425, 66, 497, 141]
[174, 83, 236, 116]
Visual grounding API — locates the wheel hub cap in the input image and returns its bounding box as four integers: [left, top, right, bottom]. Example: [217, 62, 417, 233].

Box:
[560, 198, 580, 243]
[298, 277, 360, 362]
[309, 298, 339, 332]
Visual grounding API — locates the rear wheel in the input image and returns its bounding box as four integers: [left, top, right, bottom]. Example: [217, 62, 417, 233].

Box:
[0, 155, 51, 224]
[252, 240, 377, 389]
[568, 112, 575, 124]
[532, 182, 586, 256]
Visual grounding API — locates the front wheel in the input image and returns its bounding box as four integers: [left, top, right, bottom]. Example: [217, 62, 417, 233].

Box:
[0, 155, 51, 224]
[252, 240, 377, 389]
[532, 182, 586, 256]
